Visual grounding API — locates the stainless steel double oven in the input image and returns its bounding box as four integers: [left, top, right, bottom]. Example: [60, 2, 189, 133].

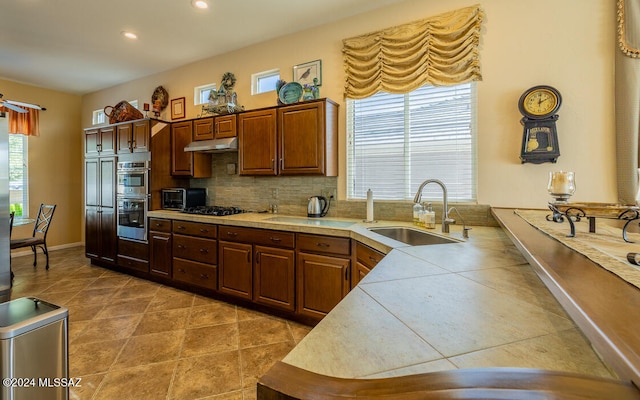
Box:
[116, 154, 150, 242]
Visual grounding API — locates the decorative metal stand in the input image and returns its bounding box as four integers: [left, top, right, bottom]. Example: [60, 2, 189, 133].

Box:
[547, 202, 640, 243]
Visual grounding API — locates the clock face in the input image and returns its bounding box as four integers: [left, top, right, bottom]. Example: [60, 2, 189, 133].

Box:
[518, 86, 562, 119]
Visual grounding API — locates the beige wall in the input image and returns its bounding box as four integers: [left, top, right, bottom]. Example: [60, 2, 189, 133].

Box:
[2, 79, 83, 248]
[82, 0, 617, 209]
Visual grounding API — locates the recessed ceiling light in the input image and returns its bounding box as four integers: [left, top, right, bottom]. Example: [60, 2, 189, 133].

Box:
[192, 0, 209, 9]
[121, 31, 138, 40]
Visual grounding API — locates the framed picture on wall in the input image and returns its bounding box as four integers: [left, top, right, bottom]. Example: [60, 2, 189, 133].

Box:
[171, 97, 185, 120]
[293, 60, 322, 86]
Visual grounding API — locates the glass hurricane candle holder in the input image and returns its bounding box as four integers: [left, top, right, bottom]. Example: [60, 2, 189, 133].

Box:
[548, 171, 576, 203]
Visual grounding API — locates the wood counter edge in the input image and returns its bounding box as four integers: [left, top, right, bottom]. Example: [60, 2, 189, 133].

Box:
[491, 207, 640, 386]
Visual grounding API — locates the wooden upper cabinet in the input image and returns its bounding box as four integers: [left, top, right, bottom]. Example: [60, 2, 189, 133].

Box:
[278, 101, 325, 175]
[132, 120, 150, 152]
[85, 126, 116, 156]
[215, 114, 237, 139]
[238, 109, 278, 175]
[193, 118, 214, 141]
[238, 99, 338, 177]
[171, 120, 211, 178]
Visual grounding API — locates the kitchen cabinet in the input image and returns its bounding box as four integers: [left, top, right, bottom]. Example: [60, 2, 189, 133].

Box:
[84, 126, 116, 156]
[117, 120, 150, 153]
[171, 120, 211, 178]
[149, 218, 172, 277]
[238, 109, 278, 175]
[85, 156, 117, 264]
[172, 220, 218, 290]
[238, 99, 338, 176]
[296, 233, 351, 320]
[218, 225, 295, 309]
[352, 242, 384, 288]
[193, 115, 236, 141]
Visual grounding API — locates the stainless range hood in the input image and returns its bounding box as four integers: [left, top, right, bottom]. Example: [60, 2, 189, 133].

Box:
[184, 137, 238, 153]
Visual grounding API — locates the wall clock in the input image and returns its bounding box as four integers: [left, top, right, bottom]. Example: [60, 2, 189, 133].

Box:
[518, 85, 562, 164]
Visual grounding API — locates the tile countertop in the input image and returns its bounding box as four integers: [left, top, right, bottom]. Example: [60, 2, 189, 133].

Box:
[148, 209, 614, 380]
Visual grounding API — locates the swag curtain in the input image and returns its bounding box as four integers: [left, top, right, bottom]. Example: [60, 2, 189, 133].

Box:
[0, 107, 40, 137]
[616, 0, 640, 203]
[342, 5, 483, 99]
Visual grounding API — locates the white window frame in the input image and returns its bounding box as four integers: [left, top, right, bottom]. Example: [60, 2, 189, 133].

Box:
[346, 82, 477, 202]
[194, 83, 217, 105]
[8, 133, 29, 219]
[251, 69, 280, 95]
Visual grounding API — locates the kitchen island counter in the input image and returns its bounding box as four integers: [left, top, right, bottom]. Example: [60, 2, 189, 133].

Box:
[148, 209, 624, 385]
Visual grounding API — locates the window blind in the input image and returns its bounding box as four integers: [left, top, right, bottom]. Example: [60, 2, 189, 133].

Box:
[346, 83, 476, 202]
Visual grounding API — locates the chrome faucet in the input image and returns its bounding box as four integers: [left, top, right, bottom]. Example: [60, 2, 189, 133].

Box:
[414, 179, 453, 233]
[447, 206, 471, 239]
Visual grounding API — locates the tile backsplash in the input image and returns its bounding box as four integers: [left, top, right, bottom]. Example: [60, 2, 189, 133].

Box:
[191, 152, 497, 226]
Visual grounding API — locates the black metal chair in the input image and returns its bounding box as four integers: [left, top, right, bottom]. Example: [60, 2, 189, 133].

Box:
[10, 204, 56, 270]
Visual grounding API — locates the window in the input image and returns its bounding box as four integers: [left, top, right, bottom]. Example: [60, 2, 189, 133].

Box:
[346, 83, 476, 202]
[8, 133, 28, 218]
[194, 83, 217, 105]
[251, 69, 280, 95]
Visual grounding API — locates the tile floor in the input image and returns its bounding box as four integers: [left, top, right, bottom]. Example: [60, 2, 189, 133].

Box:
[8, 246, 311, 400]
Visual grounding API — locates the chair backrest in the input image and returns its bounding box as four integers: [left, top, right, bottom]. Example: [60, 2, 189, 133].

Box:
[9, 212, 14, 236]
[33, 204, 56, 239]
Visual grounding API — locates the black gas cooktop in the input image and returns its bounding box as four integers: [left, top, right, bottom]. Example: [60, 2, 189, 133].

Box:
[181, 206, 244, 216]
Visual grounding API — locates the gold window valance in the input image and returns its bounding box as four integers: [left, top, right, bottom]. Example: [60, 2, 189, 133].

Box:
[342, 5, 483, 99]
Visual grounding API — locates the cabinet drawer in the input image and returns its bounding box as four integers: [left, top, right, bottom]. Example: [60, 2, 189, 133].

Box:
[173, 221, 217, 238]
[355, 243, 385, 268]
[117, 255, 149, 273]
[149, 218, 172, 233]
[173, 234, 217, 264]
[173, 258, 217, 290]
[218, 226, 296, 249]
[297, 233, 350, 256]
[118, 238, 149, 261]
[218, 226, 294, 248]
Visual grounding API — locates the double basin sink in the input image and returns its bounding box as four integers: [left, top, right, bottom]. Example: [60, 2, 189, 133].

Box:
[266, 217, 459, 246]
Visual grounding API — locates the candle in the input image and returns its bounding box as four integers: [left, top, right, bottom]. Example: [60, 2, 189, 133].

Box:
[366, 189, 374, 221]
[553, 171, 570, 194]
[143, 103, 150, 111]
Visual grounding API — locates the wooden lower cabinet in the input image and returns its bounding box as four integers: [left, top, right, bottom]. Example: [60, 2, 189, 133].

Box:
[218, 241, 253, 300]
[254, 245, 295, 312]
[150, 231, 172, 277]
[352, 242, 385, 288]
[117, 238, 149, 273]
[171, 221, 217, 290]
[297, 252, 350, 320]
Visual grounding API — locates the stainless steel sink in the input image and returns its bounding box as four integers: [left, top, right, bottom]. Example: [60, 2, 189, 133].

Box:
[368, 227, 460, 246]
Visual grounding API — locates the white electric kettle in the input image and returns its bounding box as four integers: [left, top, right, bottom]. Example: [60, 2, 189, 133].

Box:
[307, 196, 329, 218]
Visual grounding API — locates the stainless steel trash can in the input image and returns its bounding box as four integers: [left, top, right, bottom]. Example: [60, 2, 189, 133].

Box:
[0, 297, 69, 400]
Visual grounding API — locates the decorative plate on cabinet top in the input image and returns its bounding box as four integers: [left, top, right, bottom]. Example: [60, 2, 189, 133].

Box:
[278, 82, 303, 104]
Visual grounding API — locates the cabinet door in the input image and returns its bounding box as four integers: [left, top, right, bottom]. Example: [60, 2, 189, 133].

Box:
[132, 120, 150, 152]
[117, 123, 133, 153]
[85, 129, 100, 156]
[85, 207, 100, 259]
[194, 118, 214, 141]
[254, 245, 295, 312]
[215, 114, 236, 139]
[150, 231, 172, 277]
[84, 158, 99, 207]
[100, 207, 117, 263]
[278, 101, 325, 175]
[352, 242, 384, 288]
[99, 157, 116, 209]
[171, 121, 193, 176]
[99, 126, 116, 155]
[297, 252, 350, 319]
[238, 109, 277, 175]
[218, 240, 253, 300]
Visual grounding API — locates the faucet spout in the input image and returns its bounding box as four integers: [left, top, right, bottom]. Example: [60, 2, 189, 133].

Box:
[413, 179, 449, 233]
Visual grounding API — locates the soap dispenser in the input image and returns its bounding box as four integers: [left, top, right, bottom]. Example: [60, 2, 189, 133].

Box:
[413, 202, 423, 225]
[423, 202, 436, 229]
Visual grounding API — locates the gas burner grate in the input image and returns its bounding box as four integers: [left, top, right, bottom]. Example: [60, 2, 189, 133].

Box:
[181, 206, 244, 216]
